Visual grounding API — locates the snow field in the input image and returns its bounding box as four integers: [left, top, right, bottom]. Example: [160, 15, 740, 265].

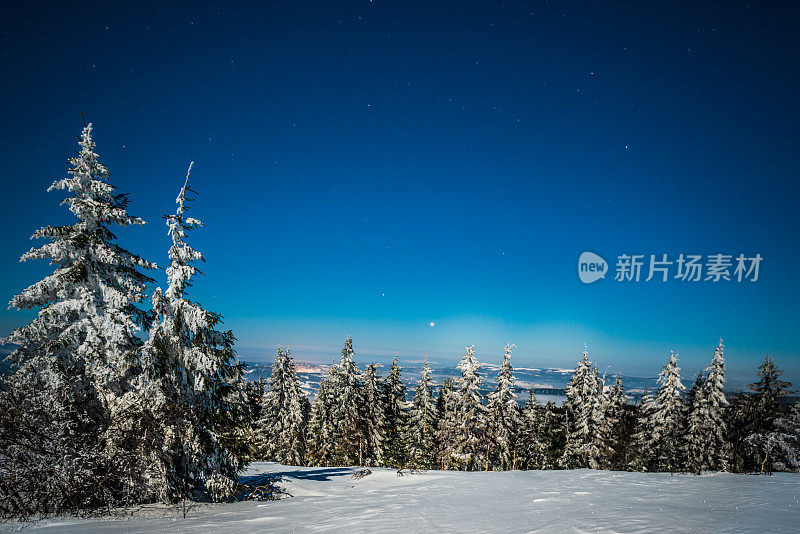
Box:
[9, 462, 799, 533]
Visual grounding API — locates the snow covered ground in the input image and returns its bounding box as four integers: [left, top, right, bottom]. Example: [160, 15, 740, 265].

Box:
[5, 463, 799, 533]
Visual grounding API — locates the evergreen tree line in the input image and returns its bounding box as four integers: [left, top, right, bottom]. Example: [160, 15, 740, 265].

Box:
[2, 125, 798, 520]
[0, 126, 249, 518]
[253, 338, 800, 476]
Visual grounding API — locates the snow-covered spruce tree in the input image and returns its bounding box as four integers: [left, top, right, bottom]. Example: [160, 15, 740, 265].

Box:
[629, 390, 655, 471]
[588, 364, 608, 465]
[700, 339, 730, 470]
[408, 357, 438, 468]
[362, 363, 387, 466]
[486, 344, 520, 470]
[685, 339, 729, 473]
[142, 165, 246, 500]
[683, 370, 706, 471]
[643, 351, 686, 472]
[560, 346, 602, 469]
[597, 375, 627, 469]
[382, 354, 410, 468]
[306, 363, 341, 466]
[0, 124, 157, 518]
[453, 345, 487, 470]
[517, 390, 547, 470]
[748, 355, 793, 418]
[743, 355, 794, 472]
[436, 377, 459, 469]
[333, 336, 367, 465]
[255, 346, 306, 465]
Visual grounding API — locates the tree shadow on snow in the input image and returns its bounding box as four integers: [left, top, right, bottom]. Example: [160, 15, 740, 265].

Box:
[243, 467, 354, 484]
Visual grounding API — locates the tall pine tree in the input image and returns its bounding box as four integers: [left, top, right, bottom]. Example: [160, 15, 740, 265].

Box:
[382, 354, 409, 468]
[743, 355, 794, 472]
[408, 357, 438, 468]
[685, 339, 729, 473]
[0, 124, 157, 516]
[436, 377, 459, 470]
[362, 363, 387, 466]
[629, 390, 655, 471]
[486, 344, 520, 470]
[683, 369, 707, 471]
[453, 345, 487, 470]
[561, 346, 602, 469]
[642, 351, 686, 472]
[255, 346, 306, 465]
[306, 363, 341, 466]
[333, 336, 367, 465]
[142, 164, 246, 500]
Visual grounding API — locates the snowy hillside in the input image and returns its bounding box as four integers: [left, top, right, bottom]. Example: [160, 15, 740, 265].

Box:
[13, 463, 800, 533]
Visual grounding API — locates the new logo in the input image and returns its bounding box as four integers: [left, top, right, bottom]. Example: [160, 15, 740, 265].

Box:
[578, 252, 607, 284]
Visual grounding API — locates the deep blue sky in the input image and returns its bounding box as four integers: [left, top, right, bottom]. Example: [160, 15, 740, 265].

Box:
[1, 1, 798, 385]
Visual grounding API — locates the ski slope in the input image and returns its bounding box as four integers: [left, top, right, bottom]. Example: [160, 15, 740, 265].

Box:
[7, 463, 799, 533]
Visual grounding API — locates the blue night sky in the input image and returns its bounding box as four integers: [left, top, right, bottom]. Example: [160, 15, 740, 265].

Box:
[1, 1, 798, 384]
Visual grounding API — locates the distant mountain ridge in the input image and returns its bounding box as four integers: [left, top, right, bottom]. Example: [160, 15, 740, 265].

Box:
[242, 360, 667, 405]
[0, 346, 757, 405]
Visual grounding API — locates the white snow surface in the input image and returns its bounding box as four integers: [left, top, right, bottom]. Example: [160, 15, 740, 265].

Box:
[6, 463, 799, 533]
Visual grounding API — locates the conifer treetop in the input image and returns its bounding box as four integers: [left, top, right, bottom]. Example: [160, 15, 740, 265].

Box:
[164, 162, 204, 301]
[7, 123, 155, 371]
